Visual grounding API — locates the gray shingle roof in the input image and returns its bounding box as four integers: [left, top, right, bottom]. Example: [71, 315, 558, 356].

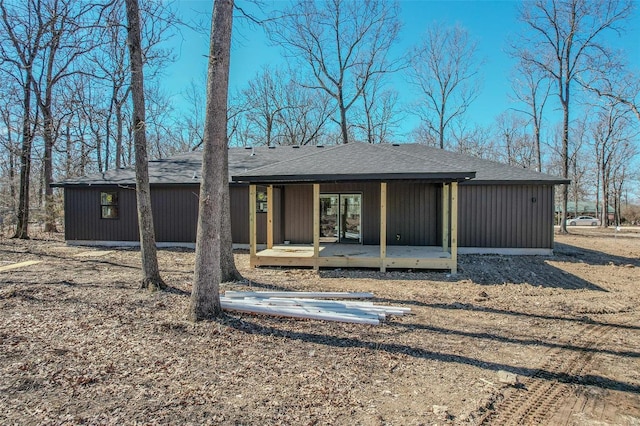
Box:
[389, 144, 569, 184]
[54, 142, 568, 187]
[231, 142, 475, 183]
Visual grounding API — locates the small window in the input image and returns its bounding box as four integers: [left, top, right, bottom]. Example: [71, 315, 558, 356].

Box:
[101, 191, 119, 219]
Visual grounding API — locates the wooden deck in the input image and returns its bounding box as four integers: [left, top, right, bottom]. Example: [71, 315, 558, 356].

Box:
[252, 244, 455, 271]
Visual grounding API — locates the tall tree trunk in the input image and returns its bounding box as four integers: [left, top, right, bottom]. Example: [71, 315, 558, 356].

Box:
[439, 105, 445, 150]
[338, 90, 348, 144]
[115, 101, 124, 168]
[534, 122, 541, 172]
[13, 77, 35, 239]
[42, 109, 58, 232]
[65, 124, 73, 178]
[559, 91, 570, 234]
[125, 0, 166, 291]
[190, 0, 235, 321]
[220, 145, 241, 282]
[601, 179, 609, 227]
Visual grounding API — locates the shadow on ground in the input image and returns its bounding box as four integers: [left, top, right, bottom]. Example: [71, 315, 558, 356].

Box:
[554, 242, 640, 267]
[458, 254, 607, 291]
[227, 317, 640, 395]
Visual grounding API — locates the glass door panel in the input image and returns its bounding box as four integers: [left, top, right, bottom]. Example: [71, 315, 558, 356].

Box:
[339, 194, 361, 243]
[320, 195, 338, 242]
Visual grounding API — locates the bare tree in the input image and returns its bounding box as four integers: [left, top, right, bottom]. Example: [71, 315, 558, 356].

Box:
[0, 77, 22, 216]
[450, 122, 493, 159]
[354, 74, 400, 144]
[586, 70, 640, 123]
[590, 100, 636, 227]
[242, 66, 288, 146]
[190, 0, 235, 321]
[409, 23, 482, 150]
[275, 80, 333, 146]
[90, 0, 177, 172]
[124, 0, 166, 290]
[515, 0, 634, 233]
[510, 59, 552, 171]
[234, 66, 334, 147]
[0, 0, 48, 239]
[268, 0, 401, 145]
[28, 1, 100, 233]
[494, 112, 537, 168]
[181, 77, 206, 149]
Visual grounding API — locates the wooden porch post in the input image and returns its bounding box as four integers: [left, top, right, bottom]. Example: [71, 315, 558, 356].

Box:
[380, 182, 387, 272]
[442, 183, 450, 252]
[249, 184, 257, 267]
[450, 182, 458, 274]
[266, 185, 273, 249]
[313, 183, 320, 271]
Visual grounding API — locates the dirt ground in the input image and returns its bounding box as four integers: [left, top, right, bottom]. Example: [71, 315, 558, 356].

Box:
[1, 228, 639, 425]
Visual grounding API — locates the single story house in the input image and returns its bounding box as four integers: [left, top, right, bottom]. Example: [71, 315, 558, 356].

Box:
[555, 201, 615, 221]
[54, 142, 569, 273]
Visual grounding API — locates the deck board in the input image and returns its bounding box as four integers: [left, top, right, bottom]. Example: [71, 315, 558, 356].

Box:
[255, 244, 453, 270]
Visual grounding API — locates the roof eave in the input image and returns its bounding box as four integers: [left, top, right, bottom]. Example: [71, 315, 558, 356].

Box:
[462, 179, 571, 185]
[231, 172, 476, 184]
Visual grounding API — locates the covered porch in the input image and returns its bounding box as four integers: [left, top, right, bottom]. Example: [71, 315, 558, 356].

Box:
[248, 181, 461, 273]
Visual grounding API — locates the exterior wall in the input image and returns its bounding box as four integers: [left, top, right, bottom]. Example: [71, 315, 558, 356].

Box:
[282, 182, 382, 244]
[150, 186, 200, 242]
[64, 184, 271, 244]
[230, 185, 280, 244]
[387, 182, 439, 246]
[65, 182, 555, 250]
[281, 182, 439, 246]
[458, 184, 555, 249]
[321, 182, 381, 245]
[65, 186, 140, 241]
[282, 185, 313, 243]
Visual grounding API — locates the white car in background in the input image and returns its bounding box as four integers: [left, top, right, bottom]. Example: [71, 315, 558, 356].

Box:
[566, 216, 601, 226]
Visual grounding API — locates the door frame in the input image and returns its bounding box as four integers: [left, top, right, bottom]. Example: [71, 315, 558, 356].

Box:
[319, 192, 362, 244]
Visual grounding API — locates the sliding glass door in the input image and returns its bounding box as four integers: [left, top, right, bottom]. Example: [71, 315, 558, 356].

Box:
[319, 194, 361, 243]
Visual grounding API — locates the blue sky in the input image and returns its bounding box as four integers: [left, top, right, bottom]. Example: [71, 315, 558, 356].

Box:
[165, 0, 640, 138]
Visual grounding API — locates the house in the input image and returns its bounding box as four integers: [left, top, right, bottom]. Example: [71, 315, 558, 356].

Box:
[555, 201, 615, 221]
[54, 142, 569, 273]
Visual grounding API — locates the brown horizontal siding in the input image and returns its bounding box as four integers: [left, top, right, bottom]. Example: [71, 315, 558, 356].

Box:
[458, 184, 554, 248]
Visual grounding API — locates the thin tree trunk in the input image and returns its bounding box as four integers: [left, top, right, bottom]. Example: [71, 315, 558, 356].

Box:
[338, 91, 348, 144]
[13, 78, 35, 239]
[115, 102, 123, 168]
[125, 0, 166, 291]
[42, 110, 58, 232]
[220, 144, 241, 283]
[190, 0, 235, 321]
[534, 122, 541, 171]
[439, 109, 445, 150]
[559, 94, 569, 234]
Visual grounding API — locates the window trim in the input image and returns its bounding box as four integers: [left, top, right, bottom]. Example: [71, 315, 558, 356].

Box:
[100, 191, 119, 220]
